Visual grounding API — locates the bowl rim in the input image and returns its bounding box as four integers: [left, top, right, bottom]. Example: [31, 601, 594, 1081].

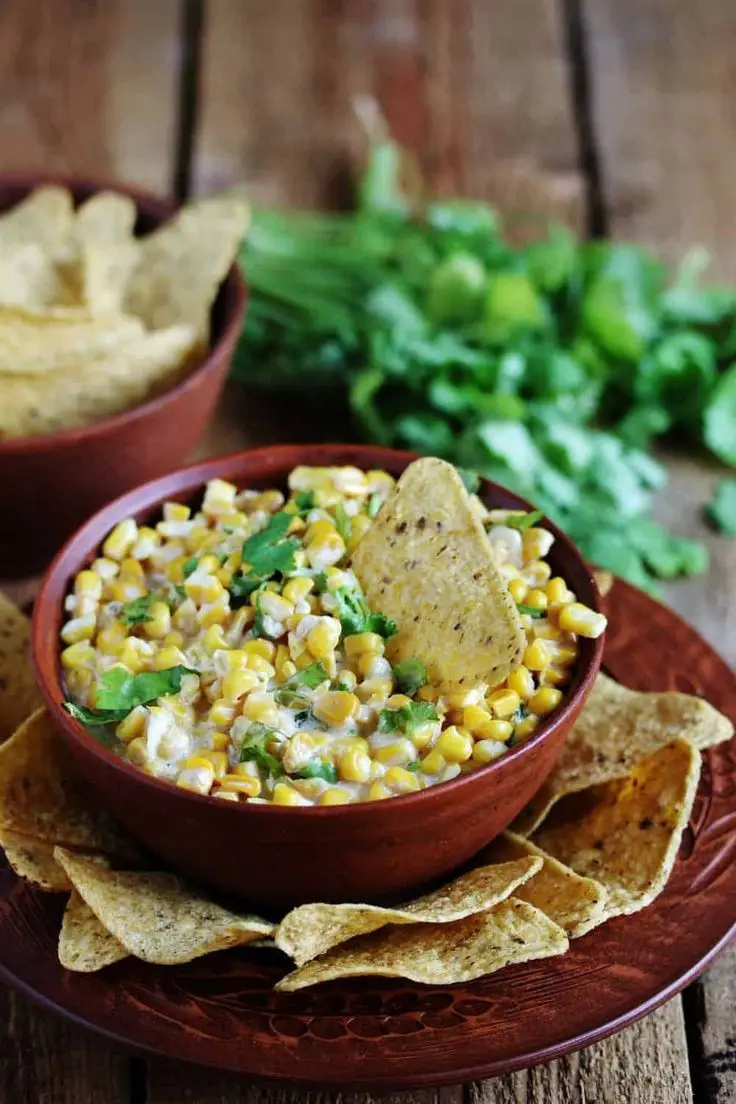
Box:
[32, 443, 605, 818]
[0, 172, 246, 456]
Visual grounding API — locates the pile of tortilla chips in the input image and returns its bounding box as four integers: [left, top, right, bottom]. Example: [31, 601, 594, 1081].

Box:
[0, 592, 731, 988]
[0, 185, 249, 439]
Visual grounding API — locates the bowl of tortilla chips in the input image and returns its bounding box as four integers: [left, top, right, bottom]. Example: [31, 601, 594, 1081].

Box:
[32, 444, 604, 910]
[0, 176, 247, 577]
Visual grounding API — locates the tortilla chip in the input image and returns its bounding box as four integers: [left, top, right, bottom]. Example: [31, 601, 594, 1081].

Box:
[58, 891, 128, 972]
[479, 831, 608, 938]
[514, 674, 733, 836]
[0, 593, 41, 741]
[0, 709, 138, 857]
[277, 856, 542, 965]
[0, 306, 144, 375]
[74, 192, 140, 314]
[76, 191, 137, 243]
[0, 187, 74, 250]
[54, 849, 274, 965]
[0, 243, 72, 311]
[352, 458, 526, 692]
[534, 738, 700, 920]
[123, 194, 249, 339]
[0, 323, 198, 438]
[277, 898, 568, 991]
[0, 827, 71, 891]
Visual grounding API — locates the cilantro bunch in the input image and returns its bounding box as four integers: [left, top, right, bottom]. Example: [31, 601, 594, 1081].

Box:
[232, 136, 736, 591]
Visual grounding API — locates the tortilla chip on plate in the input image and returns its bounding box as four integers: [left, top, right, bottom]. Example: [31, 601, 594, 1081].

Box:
[0, 323, 198, 438]
[0, 592, 41, 742]
[479, 831, 608, 938]
[123, 193, 249, 339]
[514, 674, 732, 836]
[533, 737, 700, 920]
[277, 855, 542, 965]
[352, 458, 526, 692]
[54, 849, 274, 965]
[58, 891, 128, 973]
[0, 709, 138, 857]
[277, 898, 568, 991]
[0, 186, 74, 250]
[0, 827, 71, 891]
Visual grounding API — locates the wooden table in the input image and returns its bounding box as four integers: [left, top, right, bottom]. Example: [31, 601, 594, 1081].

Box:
[1, 1, 735, 1100]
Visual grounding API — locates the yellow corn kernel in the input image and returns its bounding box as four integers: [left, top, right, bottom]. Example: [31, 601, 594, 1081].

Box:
[313, 690, 359, 726]
[286, 515, 306, 536]
[545, 577, 569, 606]
[215, 567, 233, 587]
[320, 787, 352, 806]
[276, 657, 297, 684]
[202, 478, 237, 516]
[165, 555, 187, 584]
[201, 625, 227, 654]
[356, 677, 393, 703]
[115, 706, 147, 744]
[339, 746, 372, 783]
[282, 577, 314, 605]
[356, 653, 392, 681]
[185, 526, 213, 553]
[272, 782, 308, 806]
[472, 738, 508, 764]
[515, 716, 540, 741]
[436, 726, 474, 763]
[241, 692, 280, 727]
[552, 645, 578, 667]
[218, 775, 262, 797]
[91, 557, 119, 582]
[153, 645, 188, 671]
[118, 640, 147, 674]
[139, 600, 171, 640]
[222, 669, 260, 701]
[487, 688, 522, 718]
[161, 630, 184, 649]
[60, 641, 96, 670]
[94, 623, 125, 656]
[208, 699, 237, 728]
[214, 648, 246, 671]
[176, 760, 215, 794]
[244, 654, 276, 680]
[558, 602, 607, 639]
[374, 740, 414, 766]
[305, 519, 337, 545]
[65, 668, 94, 704]
[307, 619, 341, 661]
[386, 694, 411, 710]
[260, 591, 294, 623]
[163, 501, 190, 522]
[306, 532, 345, 569]
[523, 639, 550, 671]
[526, 561, 552, 586]
[102, 518, 138, 561]
[409, 722, 435, 750]
[421, 749, 446, 775]
[108, 578, 148, 604]
[507, 577, 528, 603]
[529, 687, 563, 716]
[523, 527, 554, 560]
[60, 614, 96, 645]
[119, 558, 145, 583]
[243, 639, 276, 661]
[196, 750, 229, 779]
[462, 705, 493, 735]
[213, 790, 240, 802]
[367, 781, 392, 801]
[532, 621, 563, 642]
[74, 569, 103, 605]
[126, 736, 150, 767]
[525, 588, 549, 612]
[210, 731, 230, 751]
[505, 665, 535, 700]
[347, 513, 372, 550]
[384, 766, 421, 793]
[344, 632, 384, 657]
[540, 666, 569, 688]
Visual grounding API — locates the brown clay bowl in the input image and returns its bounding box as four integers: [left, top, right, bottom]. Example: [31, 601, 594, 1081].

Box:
[0, 173, 246, 578]
[32, 444, 604, 911]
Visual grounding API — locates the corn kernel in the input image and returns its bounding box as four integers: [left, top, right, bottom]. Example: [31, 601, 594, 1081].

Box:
[523, 527, 554, 562]
[307, 618, 341, 661]
[546, 577, 570, 606]
[305, 519, 337, 545]
[312, 690, 359, 726]
[525, 588, 549, 612]
[213, 790, 240, 802]
[222, 669, 260, 701]
[91, 557, 119, 582]
[218, 774, 262, 797]
[208, 699, 237, 728]
[339, 746, 372, 783]
[344, 632, 383, 657]
[356, 653, 392, 680]
[487, 688, 522, 718]
[197, 596, 231, 629]
[529, 687, 563, 716]
[540, 666, 569, 688]
[74, 569, 103, 606]
[552, 645, 578, 667]
[282, 577, 314, 605]
[163, 630, 185, 649]
[152, 646, 187, 671]
[115, 705, 147, 744]
[336, 669, 357, 692]
[210, 731, 230, 751]
[176, 762, 215, 794]
[507, 578, 528, 603]
[243, 639, 276, 661]
[126, 737, 150, 767]
[532, 621, 563, 642]
[259, 591, 294, 622]
[356, 677, 393, 703]
[523, 639, 550, 671]
[272, 782, 308, 806]
[320, 787, 352, 806]
[558, 602, 607, 639]
[374, 739, 414, 766]
[526, 561, 552, 585]
[245, 654, 276, 680]
[61, 642, 96, 670]
[347, 514, 372, 552]
[384, 766, 421, 793]
[410, 721, 436, 749]
[60, 614, 96, 644]
[102, 519, 138, 561]
[367, 781, 392, 801]
[515, 716, 540, 741]
[421, 749, 446, 775]
[202, 478, 237, 517]
[241, 692, 280, 727]
[139, 600, 170, 640]
[506, 665, 536, 700]
[436, 726, 474, 763]
[163, 502, 191, 522]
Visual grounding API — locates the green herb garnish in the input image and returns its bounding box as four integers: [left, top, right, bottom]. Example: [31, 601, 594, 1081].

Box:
[391, 657, 427, 695]
[294, 760, 339, 783]
[378, 701, 438, 735]
[230, 511, 300, 600]
[367, 493, 383, 519]
[239, 723, 283, 776]
[457, 468, 480, 495]
[64, 665, 196, 726]
[332, 585, 397, 639]
[516, 603, 545, 618]
[182, 556, 199, 578]
[335, 502, 352, 543]
[506, 510, 543, 533]
[706, 479, 736, 535]
[294, 490, 316, 514]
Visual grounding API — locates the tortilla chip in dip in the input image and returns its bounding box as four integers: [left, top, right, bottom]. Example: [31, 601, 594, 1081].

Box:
[479, 831, 608, 938]
[0, 592, 41, 742]
[352, 457, 525, 692]
[533, 738, 700, 920]
[276, 856, 542, 965]
[277, 898, 568, 991]
[58, 891, 128, 973]
[54, 849, 274, 965]
[514, 674, 732, 836]
[0, 709, 138, 857]
[0, 827, 71, 891]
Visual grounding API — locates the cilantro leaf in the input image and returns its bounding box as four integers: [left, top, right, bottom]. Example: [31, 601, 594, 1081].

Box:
[706, 479, 736, 535]
[407, 760, 422, 773]
[183, 556, 199, 578]
[505, 510, 543, 533]
[456, 467, 480, 494]
[294, 760, 339, 783]
[283, 662, 329, 690]
[65, 665, 196, 725]
[366, 611, 398, 637]
[367, 493, 383, 519]
[239, 722, 283, 776]
[333, 585, 397, 639]
[118, 593, 158, 627]
[63, 702, 127, 727]
[392, 657, 427, 695]
[704, 364, 736, 466]
[516, 603, 545, 618]
[294, 707, 325, 729]
[378, 701, 438, 735]
[335, 502, 352, 543]
[313, 571, 329, 592]
[232, 512, 300, 601]
[294, 491, 315, 514]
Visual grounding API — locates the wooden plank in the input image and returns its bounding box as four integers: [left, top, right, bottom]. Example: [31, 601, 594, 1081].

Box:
[0, 986, 129, 1104]
[193, 0, 584, 228]
[686, 944, 736, 1103]
[583, 0, 736, 279]
[0, 0, 182, 192]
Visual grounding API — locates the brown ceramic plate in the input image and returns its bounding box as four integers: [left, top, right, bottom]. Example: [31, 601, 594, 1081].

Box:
[0, 582, 734, 1088]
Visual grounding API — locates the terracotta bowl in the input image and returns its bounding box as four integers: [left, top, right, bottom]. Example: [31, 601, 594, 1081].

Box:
[0, 173, 246, 578]
[32, 444, 604, 910]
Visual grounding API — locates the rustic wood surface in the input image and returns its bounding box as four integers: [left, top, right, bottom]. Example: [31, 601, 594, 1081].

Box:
[0, 0, 735, 1101]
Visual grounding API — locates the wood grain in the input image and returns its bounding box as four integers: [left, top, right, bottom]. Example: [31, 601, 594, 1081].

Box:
[0, 0, 182, 192]
[583, 0, 736, 278]
[193, 0, 584, 229]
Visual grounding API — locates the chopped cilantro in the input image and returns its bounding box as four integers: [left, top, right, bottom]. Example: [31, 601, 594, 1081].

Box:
[378, 701, 438, 735]
[367, 493, 383, 518]
[392, 657, 427, 695]
[173, 584, 187, 600]
[182, 556, 199, 578]
[283, 662, 328, 690]
[239, 723, 283, 776]
[251, 594, 280, 640]
[506, 510, 543, 533]
[706, 479, 736, 535]
[118, 593, 158, 626]
[294, 760, 338, 783]
[313, 571, 329, 592]
[407, 760, 422, 773]
[457, 467, 480, 494]
[64, 665, 196, 725]
[294, 707, 325, 729]
[335, 502, 352, 543]
[294, 490, 315, 514]
[231, 511, 300, 600]
[516, 603, 545, 618]
[332, 585, 397, 639]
